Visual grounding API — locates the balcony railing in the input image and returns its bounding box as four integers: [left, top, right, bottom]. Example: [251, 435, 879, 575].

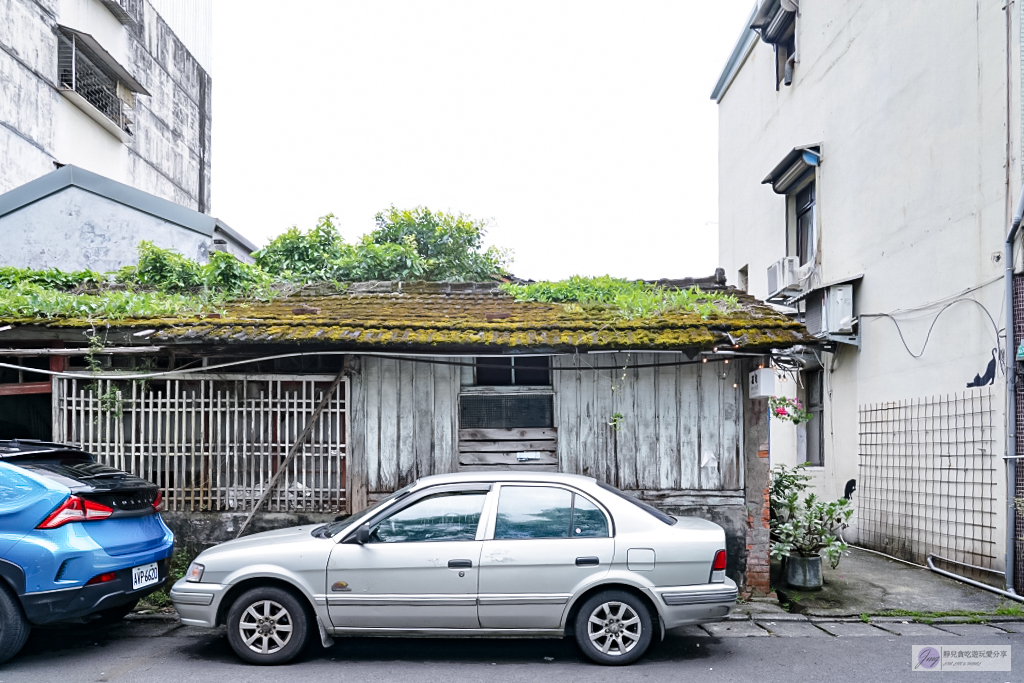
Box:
[57, 32, 135, 139]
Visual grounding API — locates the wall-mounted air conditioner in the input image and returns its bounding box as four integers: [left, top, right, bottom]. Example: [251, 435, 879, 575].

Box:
[805, 284, 855, 337]
[767, 256, 801, 300]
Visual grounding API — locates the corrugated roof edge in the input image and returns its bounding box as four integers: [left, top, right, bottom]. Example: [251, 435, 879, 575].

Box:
[0, 165, 258, 253]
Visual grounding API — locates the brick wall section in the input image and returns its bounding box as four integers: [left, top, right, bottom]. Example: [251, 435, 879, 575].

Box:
[742, 360, 772, 596]
[745, 447, 772, 594]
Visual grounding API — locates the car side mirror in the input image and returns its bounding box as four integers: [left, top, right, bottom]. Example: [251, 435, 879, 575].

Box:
[355, 524, 371, 545]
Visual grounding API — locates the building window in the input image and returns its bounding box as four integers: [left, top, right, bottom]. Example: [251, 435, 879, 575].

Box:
[803, 369, 824, 466]
[738, 265, 749, 292]
[475, 356, 550, 386]
[750, 0, 797, 89]
[56, 27, 149, 141]
[794, 182, 815, 267]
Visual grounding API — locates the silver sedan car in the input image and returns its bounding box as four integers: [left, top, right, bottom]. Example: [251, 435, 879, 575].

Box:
[171, 472, 737, 665]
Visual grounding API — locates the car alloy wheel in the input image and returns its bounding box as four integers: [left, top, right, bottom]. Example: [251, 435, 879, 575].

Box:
[587, 601, 641, 656]
[226, 586, 310, 665]
[574, 590, 653, 665]
[239, 599, 294, 655]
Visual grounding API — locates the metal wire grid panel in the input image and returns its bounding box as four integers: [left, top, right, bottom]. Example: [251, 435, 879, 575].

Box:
[54, 376, 346, 513]
[857, 389, 997, 568]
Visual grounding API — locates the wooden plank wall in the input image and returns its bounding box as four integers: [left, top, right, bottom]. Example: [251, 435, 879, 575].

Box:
[348, 356, 459, 509]
[552, 353, 743, 492]
[458, 427, 558, 470]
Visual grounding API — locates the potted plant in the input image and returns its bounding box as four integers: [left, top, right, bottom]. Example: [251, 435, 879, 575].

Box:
[769, 464, 853, 589]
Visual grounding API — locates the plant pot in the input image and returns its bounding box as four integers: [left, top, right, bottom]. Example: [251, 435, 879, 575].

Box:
[785, 554, 822, 590]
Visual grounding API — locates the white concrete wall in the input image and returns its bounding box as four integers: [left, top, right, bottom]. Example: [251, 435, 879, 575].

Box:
[0, 187, 240, 271]
[0, 0, 212, 211]
[716, 1, 1020, 568]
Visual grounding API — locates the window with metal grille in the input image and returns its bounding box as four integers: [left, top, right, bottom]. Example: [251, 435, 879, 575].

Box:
[56, 27, 147, 139]
[459, 394, 553, 429]
[475, 356, 550, 386]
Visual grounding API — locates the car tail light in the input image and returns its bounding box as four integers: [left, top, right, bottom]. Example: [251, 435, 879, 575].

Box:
[85, 571, 117, 586]
[36, 495, 114, 529]
[152, 490, 163, 511]
[710, 549, 727, 583]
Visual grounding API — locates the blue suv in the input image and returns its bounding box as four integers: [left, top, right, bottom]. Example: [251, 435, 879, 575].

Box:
[0, 440, 174, 664]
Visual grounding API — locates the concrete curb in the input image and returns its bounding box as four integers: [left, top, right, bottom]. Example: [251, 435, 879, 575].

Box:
[127, 612, 180, 622]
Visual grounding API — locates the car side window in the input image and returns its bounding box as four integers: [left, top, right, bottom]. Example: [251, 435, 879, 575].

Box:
[493, 486, 574, 539]
[571, 494, 608, 537]
[371, 491, 486, 543]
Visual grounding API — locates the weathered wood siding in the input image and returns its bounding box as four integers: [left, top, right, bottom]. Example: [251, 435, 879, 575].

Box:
[553, 353, 743, 492]
[348, 356, 459, 510]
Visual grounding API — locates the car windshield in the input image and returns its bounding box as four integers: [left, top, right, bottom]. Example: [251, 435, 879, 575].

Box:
[312, 482, 417, 538]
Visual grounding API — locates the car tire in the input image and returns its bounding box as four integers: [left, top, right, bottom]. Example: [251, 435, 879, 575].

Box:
[225, 586, 311, 665]
[574, 590, 653, 666]
[0, 582, 31, 665]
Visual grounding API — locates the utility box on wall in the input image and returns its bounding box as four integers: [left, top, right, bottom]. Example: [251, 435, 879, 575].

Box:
[749, 368, 776, 399]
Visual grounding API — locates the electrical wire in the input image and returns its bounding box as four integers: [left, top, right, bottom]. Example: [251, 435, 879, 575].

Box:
[0, 349, 761, 382]
[860, 297, 1003, 362]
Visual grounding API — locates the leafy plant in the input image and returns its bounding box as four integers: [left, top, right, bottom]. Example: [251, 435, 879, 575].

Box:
[608, 412, 625, 431]
[768, 396, 813, 425]
[203, 251, 271, 296]
[500, 276, 740, 320]
[370, 206, 510, 281]
[129, 240, 203, 292]
[770, 492, 853, 569]
[253, 214, 347, 281]
[769, 463, 852, 569]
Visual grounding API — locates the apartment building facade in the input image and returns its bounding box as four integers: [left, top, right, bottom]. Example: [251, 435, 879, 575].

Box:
[2, 0, 213, 211]
[713, 0, 1023, 581]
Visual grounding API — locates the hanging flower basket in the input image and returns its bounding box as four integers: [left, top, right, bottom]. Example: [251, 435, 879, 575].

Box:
[768, 396, 813, 425]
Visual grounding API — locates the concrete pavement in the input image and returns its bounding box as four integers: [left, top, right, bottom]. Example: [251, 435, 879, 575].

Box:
[3, 613, 1024, 683]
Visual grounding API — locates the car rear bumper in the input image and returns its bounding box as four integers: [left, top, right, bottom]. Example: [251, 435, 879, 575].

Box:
[651, 578, 738, 629]
[170, 578, 227, 627]
[21, 556, 171, 624]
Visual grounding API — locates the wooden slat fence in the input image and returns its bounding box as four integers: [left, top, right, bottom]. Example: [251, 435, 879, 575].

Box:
[53, 374, 346, 513]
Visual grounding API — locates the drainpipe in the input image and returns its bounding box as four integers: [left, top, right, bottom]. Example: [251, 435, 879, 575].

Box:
[1004, 186, 1024, 594]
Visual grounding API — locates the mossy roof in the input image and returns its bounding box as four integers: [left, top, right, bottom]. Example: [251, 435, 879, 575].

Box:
[5, 281, 812, 352]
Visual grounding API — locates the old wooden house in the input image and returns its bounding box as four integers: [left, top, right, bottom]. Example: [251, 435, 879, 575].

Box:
[0, 278, 809, 592]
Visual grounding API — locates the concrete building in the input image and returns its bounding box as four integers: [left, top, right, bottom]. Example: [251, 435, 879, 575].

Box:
[0, 165, 254, 271]
[712, 1, 1023, 584]
[2, 0, 213, 211]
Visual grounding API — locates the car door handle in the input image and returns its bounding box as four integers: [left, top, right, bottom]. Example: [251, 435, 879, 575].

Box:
[576, 556, 600, 567]
[448, 559, 473, 568]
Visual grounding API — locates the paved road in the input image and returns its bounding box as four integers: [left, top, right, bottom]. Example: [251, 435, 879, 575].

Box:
[3, 618, 1023, 683]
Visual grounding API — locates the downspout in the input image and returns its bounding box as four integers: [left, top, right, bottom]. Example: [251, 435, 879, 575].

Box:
[1004, 186, 1024, 594]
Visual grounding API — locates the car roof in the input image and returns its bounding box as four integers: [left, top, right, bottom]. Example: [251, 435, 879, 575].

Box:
[411, 471, 597, 489]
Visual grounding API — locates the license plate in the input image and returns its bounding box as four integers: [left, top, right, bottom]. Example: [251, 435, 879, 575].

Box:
[132, 562, 160, 591]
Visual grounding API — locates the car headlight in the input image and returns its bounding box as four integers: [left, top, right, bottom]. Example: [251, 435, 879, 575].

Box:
[185, 562, 205, 583]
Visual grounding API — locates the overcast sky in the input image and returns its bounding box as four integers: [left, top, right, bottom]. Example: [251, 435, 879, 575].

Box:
[210, 1, 753, 282]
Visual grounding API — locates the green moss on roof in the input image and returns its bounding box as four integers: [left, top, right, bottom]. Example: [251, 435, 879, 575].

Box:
[0, 281, 811, 352]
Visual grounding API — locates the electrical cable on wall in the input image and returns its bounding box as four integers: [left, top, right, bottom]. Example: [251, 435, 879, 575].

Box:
[861, 297, 1004, 370]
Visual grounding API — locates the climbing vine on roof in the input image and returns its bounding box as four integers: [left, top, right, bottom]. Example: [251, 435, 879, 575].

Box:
[499, 276, 740, 320]
[0, 207, 511, 320]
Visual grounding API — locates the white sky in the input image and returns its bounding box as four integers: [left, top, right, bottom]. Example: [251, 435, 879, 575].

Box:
[210, 1, 753, 282]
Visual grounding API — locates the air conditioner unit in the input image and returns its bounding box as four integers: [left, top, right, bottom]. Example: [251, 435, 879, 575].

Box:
[823, 284, 854, 334]
[767, 256, 800, 300]
[805, 284, 854, 337]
